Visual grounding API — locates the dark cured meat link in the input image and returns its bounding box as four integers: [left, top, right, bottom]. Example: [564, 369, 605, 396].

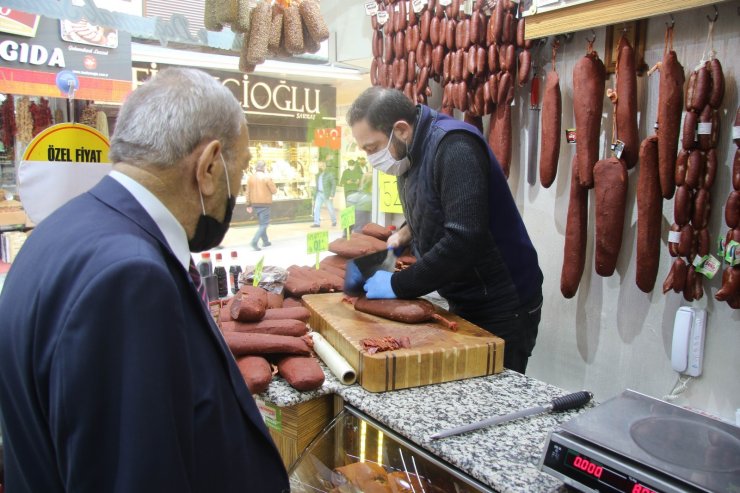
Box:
[561, 154, 588, 298]
[685, 150, 705, 190]
[518, 49, 531, 87]
[673, 185, 692, 226]
[703, 148, 717, 190]
[593, 157, 628, 277]
[681, 111, 697, 150]
[636, 136, 662, 293]
[675, 149, 688, 186]
[573, 50, 606, 188]
[539, 70, 561, 188]
[708, 58, 724, 109]
[615, 35, 639, 169]
[690, 65, 710, 111]
[657, 50, 685, 199]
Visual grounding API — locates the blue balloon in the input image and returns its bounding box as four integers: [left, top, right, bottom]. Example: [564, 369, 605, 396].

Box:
[55, 70, 79, 94]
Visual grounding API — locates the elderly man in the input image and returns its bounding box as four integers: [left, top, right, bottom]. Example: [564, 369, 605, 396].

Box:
[0, 68, 289, 492]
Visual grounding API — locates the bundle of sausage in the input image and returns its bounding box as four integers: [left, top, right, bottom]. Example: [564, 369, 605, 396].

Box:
[367, 0, 530, 178]
[203, 0, 330, 73]
[219, 285, 325, 393]
[715, 107, 740, 308]
[664, 48, 723, 301]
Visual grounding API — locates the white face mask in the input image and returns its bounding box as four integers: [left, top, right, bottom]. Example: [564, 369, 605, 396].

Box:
[367, 129, 411, 176]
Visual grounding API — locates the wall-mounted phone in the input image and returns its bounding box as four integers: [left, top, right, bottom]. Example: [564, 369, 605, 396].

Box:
[671, 307, 707, 377]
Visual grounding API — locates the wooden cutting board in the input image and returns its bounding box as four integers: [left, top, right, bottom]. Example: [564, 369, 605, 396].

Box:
[302, 293, 504, 392]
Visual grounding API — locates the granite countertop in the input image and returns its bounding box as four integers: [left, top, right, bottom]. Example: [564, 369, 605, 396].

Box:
[261, 364, 594, 493]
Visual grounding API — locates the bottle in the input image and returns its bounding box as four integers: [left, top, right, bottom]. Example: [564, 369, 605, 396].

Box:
[197, 252, 213, 278]
[229, 250, 243, 294]
[214, 252, 228, 298]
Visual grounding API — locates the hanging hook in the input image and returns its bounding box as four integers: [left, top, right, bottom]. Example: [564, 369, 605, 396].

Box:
[707, 4, 718, 23]
[666, 14, 675, 29]
[586, 29, 596, 44]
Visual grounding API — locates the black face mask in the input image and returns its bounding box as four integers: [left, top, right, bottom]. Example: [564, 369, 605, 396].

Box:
[188, 156, 236, 252]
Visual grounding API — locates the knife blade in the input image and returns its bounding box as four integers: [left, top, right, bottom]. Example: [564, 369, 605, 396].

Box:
[429, 391, 593, 440]
[526, 68, 541, 186]
[343, 248, 398, 295]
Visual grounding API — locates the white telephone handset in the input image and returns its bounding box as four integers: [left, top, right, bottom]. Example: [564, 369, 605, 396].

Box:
[671, 307, 706, 377]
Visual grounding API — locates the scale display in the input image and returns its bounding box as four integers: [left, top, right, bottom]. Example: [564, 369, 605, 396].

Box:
[543, 440, 662, 493]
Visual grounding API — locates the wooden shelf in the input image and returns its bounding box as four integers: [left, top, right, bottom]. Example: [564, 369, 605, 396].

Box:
[525, 0, 728, 39]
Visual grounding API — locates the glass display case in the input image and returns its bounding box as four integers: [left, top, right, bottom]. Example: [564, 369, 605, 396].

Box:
[289, 405, 493, 493]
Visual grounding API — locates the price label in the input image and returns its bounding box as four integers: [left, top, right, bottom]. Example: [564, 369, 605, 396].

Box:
[565, 128, 576, 144]
[463, 0, 474, 15]
[438, 0, 452, 6]
[668, 231, 681, 244]
[717, 234, 726, 258]
[695, 254, 720, 279]
[733, 125, 740, 141]
[307, 230, 329, 254]
[697, 122, 712, 135]
[726, 240, 740, 266]
[252, 256, 265, 287]
[376, 10, 389, 25]
[364, 1, 379, 15]
[612, 140, 625, 159]
[341, 206, 356, 230]
[412, 0, 425, 13]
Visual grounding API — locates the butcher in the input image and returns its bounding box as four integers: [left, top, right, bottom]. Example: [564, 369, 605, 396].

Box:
[346, 87, 543, 373]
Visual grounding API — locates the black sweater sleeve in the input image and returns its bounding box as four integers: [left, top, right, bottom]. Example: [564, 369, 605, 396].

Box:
[391, 131, 493, 298]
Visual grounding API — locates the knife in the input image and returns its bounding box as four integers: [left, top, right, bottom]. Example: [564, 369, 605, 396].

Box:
[429, 391, 593, 440]
[526, 64, 541, 186]
[343, 248, 398, 295]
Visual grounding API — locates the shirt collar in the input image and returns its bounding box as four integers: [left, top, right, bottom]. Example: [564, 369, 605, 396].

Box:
[109, 170, 191, 272]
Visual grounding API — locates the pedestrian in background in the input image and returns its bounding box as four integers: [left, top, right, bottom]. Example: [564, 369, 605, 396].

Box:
[0, 67, 289, 492]
[312, 160, 336, 227]
[339, 159, 362, 202]
[246, 160, 277, 251]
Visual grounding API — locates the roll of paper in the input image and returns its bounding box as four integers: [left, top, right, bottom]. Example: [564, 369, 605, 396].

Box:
[311, 332, 356, 385]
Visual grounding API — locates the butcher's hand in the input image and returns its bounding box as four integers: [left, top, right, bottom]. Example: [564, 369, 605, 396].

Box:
[387, 225, 412, 251]
[344, 261, 365, 296]
[364, 270, 396, 299]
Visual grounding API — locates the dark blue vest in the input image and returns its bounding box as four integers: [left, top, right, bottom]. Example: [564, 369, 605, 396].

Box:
[400, 105, 542, 308]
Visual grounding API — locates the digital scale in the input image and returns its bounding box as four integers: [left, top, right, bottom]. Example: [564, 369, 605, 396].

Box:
[540, 389, 740, 492]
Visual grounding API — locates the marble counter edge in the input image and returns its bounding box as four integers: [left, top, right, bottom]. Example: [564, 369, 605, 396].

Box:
[259, 364, 593, 492]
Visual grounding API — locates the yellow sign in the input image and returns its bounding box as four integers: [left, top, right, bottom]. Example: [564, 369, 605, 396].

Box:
[23, 123, 110, 163]
[307, 230, 329, 254]
[378, 172, 403, 214]
[340, 206, 355, 230]
[252, 256, 265, 287]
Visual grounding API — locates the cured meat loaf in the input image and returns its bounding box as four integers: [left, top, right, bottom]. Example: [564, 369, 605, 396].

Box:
[539, 69, 561, 188]
[236, 356, 272, 394]
[614, 35, 639, 169]
[560, 154, 588, 298]
[230, 285, 268, 322]
[223, 332, 312, 357]
[593, 157, 628, 277]
[657, 41, 685, 199]
[221, 319, 308, 337]
[636, 136, 662, 292]
[352, 296, 458, 330]
[276, 355, 325, 391]
[573, 46, 606, 188]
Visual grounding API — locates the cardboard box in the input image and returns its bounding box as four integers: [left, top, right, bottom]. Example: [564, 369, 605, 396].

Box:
[0, 210, 27, 227]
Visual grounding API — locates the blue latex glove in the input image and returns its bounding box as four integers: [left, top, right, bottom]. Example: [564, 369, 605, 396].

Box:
[363, 270, 396, 299]
[343, 260, 366, 295]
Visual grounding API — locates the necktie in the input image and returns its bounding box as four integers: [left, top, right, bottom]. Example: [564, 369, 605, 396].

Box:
[188, 259, 209, 305]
